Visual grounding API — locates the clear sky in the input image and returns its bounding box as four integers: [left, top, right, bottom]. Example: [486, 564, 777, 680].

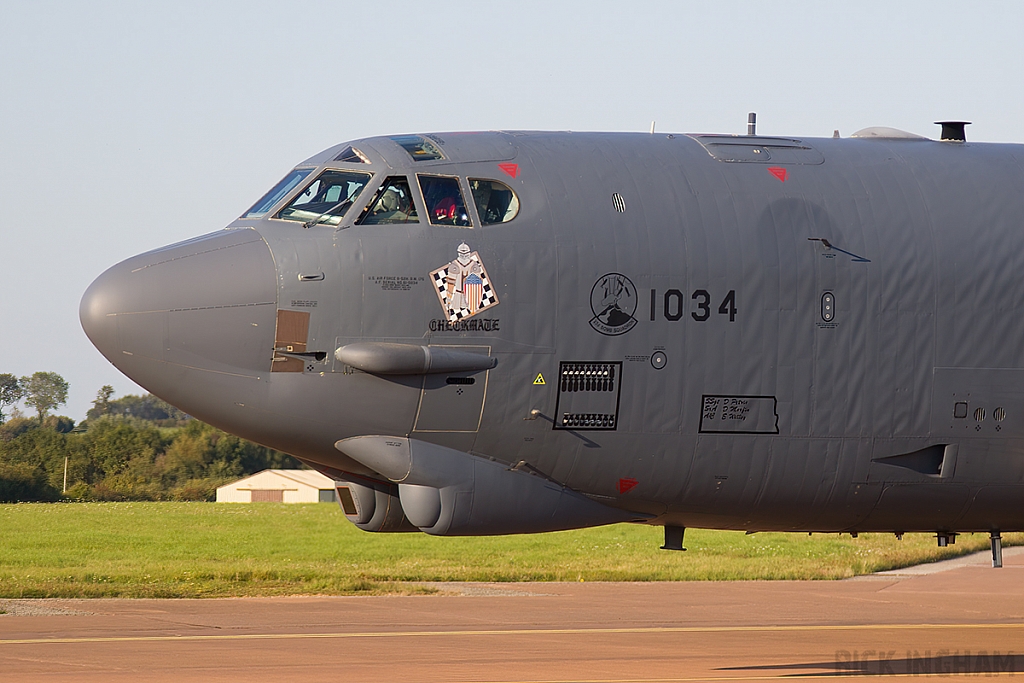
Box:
[2, 0, 1023, 420]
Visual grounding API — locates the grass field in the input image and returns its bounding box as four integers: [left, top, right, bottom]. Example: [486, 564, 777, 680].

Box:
[0, 502, 1017, 598]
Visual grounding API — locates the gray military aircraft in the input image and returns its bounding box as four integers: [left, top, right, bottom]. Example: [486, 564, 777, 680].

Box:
[81, 120, 1021, 565]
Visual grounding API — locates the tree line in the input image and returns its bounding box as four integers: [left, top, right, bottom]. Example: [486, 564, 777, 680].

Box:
[0, 373, 299, 502]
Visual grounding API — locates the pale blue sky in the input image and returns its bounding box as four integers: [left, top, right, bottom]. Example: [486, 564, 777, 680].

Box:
[2, 0, 1022, 420]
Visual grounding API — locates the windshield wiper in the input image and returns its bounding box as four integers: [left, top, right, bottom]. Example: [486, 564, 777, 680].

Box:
[302, 193, 358, 228]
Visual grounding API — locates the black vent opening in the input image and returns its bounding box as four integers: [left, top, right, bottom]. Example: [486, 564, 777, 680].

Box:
[873, 445, 947, 476]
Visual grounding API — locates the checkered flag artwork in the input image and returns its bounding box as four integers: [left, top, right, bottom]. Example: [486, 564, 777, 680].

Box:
[430, 251, 499, 322]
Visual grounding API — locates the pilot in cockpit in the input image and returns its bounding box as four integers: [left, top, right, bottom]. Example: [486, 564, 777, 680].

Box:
[361, 179, 417, 224]
[432, 196, 457, 223]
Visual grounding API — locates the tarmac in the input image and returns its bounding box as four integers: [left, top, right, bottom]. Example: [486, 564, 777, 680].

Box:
[1, 548, 1022, 682]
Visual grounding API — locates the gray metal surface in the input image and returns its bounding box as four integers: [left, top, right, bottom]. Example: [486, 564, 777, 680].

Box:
[81, 127, 1024, 537]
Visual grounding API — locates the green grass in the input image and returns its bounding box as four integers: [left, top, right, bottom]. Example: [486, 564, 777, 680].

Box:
[0, 502, 1017, 598]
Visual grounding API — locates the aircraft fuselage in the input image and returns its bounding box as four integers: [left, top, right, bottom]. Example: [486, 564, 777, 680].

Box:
[81, 129, 1024, 537]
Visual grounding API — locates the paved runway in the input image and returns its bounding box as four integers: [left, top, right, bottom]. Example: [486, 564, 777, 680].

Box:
[1, 549, 1022, 682]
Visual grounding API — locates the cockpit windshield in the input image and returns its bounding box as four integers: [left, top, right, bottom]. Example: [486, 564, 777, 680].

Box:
[391, 135, 445, 162]
[470, 179, 519, 225]
[358, 177, 419, 225]
[274, 170, 372, 226]
[419, 175, 471, 227]
[243, 168, 314, 218]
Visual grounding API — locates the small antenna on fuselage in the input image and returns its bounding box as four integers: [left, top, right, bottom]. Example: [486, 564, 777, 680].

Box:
[936, 120, 971, 142]
[650, 121, 656, 134]
[747, 112, 756, 136]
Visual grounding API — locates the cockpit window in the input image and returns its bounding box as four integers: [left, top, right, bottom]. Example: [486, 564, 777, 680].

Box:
[274, 170, 372, 226]
[419, 175, 471, 227]
[334, 146, 370, 163]
[243, 168, 314, 218]
[357, 176, 419, 225]
[391, 135, 445, 162]
[469, 179, 519, 225]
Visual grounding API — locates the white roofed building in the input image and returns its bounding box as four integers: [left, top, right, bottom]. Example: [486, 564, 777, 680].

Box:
[216, 469, 337, 503]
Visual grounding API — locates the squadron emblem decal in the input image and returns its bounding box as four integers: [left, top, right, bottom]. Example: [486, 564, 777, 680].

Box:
[430, 243, 499, 323]
[590, 273, 638, 335]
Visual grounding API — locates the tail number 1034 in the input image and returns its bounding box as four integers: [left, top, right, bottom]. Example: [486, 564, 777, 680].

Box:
[650, 289, 737, 323]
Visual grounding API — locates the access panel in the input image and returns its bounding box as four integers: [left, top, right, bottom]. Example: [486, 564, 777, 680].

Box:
[412, 346, 491, 433]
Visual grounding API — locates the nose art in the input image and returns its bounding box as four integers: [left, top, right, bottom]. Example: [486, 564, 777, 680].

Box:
[80, 228, 278, 376]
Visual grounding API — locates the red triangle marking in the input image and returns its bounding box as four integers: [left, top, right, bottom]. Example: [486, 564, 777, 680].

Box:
[617, 477, 639, 494]
[498, 163, 519, 179]
[768, 167, 787, 182]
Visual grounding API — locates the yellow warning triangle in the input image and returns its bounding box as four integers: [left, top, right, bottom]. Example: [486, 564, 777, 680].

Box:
[533, 373, 546, 385]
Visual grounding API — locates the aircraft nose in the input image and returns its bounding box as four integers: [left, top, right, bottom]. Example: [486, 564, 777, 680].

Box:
[80, 229, 278, 379]
[79, 268, 121, 364]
